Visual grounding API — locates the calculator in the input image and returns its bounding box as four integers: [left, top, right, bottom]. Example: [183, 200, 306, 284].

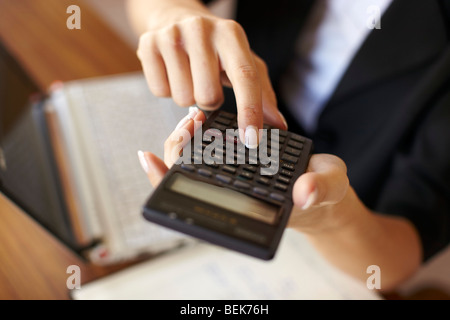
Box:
[142, 110, 313, 260]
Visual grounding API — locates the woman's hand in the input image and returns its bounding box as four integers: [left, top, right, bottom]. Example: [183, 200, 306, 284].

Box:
[138, 108, 422, 291]
[138, 107, 206, 186]
[131, 0, 287, 147]
[138, 108, 351, 234]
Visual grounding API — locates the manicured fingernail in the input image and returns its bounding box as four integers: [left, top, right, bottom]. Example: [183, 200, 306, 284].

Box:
[279, 111, 288, 130]
[138, 150, 149, 173]
[175, 115, 191, 130]
[245, 125, 259, 149]
[175, 107, 199, 130]
[302, 189, 318, 210]
[189, 105, 199, 115]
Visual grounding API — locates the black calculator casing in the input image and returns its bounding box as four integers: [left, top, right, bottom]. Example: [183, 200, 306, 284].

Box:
[143, 110, 313, 260]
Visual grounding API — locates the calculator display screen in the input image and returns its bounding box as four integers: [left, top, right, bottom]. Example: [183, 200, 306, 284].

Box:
[168, 173, 279, 225]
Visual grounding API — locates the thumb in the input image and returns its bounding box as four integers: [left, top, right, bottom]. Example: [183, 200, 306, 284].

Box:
[292, 154, 349, 210]
[138, 151, 169, 187]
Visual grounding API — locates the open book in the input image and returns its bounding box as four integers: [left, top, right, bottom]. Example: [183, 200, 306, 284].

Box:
[43, 72, 194, 264]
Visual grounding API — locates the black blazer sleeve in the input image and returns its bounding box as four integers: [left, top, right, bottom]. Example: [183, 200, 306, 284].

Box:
[376, 88, 450, 260]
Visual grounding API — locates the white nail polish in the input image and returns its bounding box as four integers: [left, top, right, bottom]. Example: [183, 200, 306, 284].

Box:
[188, 106, 199, 117]
[175, 107, 199, 130]
[245, 125, 259, 149]
[302, 189, 318, 210]
[138, 150, 149, 173]
[175, 114, 191, 130]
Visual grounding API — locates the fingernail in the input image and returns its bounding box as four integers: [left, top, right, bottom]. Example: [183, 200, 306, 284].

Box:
[175, 115, 191, 130]
[138, 150, 149, 173]
[189, 105, 199, 115]
[302, 188, 318, 210]
[245, 125, 259, 149]
[279, 111, 288, 130]
[175, 107, 199, 130]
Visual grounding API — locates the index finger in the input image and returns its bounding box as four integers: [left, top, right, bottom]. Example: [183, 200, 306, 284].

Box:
[215, 20, 263, 149]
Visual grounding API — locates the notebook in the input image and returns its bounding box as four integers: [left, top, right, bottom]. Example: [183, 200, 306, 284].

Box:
[0, 42, 195, 265]
[43, 72, 198, 264]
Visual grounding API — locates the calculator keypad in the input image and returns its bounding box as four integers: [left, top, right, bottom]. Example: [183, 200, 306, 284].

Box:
[180, 111, 311, 204]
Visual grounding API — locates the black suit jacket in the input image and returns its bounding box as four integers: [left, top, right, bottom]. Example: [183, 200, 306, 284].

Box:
[204, 0, 450, 260]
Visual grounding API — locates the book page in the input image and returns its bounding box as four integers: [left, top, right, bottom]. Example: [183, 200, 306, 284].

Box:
[48, 72, 194, 263]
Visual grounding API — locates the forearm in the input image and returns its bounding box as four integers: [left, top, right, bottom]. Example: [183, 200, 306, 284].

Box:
[293, 187, 423, 292]
[126, 0, 213, 33]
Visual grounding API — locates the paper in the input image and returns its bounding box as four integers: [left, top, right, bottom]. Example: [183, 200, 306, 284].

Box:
[71, 229, 381, 300]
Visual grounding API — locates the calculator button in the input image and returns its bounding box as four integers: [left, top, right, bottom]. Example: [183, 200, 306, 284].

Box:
[215, 174, 232, 184]
[279, 169, 293, 177]
[279, 130, 288, 138]
[222, 165, 237, 174]
[281, 154, 298, 164]
[243, 165, 257, 173]
[260, 166, 278, 176]
[277, 176, 291, 184]
[198, 169, 212, 177]
[219, 112, 236, 120]
[253, 187, 269, 197]
[256, 177, 270, 185]
[239, 171, 254, 180]
[285, 147, 301, 156]
[214, 117, 232, 126]
[180, 164, 195, 172]
[270, 193, 285, 202]
[226, 161, 240, 167]
[274, 183, 288, 192]
[233, 180, 250, 189]
[282, 162, 296, 171]
[289, 133, 305, 142]
[287, 140, 304, 149]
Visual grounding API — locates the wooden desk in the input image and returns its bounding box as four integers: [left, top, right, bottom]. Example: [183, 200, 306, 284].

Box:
[0, 0, 141, 300]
